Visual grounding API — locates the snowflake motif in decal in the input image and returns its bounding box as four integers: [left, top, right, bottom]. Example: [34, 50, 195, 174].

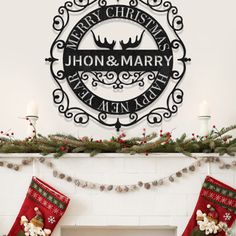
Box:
[48, 216, 56, 224]
[223, 213, 232, 221]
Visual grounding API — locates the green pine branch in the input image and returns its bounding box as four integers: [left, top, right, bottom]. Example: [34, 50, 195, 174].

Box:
[0, 125, 235, 158]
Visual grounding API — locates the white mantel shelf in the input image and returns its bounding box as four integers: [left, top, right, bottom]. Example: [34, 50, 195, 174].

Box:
[0, 153, 235, 236]
[0, 152, 230, 158]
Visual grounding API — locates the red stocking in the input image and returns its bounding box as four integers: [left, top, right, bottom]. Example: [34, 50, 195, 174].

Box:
[8, 176, 70, 236]
[183, 176, 236, 236]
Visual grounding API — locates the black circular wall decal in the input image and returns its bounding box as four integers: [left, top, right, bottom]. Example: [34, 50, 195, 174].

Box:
[46, 0, 191, 131]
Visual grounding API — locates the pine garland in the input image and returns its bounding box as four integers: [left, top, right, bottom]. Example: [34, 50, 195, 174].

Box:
[0, 125, 236, 158]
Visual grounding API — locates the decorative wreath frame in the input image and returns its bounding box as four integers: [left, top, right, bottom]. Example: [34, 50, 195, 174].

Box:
[46, 0, 191, 131]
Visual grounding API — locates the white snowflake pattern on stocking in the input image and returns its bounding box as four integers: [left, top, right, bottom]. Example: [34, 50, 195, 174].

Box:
[223, 212, 232, 221]
[48, 216, 56, 224]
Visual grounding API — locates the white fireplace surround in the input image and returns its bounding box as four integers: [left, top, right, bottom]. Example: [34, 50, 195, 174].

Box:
[0, 153, 235, 236]
[61, 226, 176, 236]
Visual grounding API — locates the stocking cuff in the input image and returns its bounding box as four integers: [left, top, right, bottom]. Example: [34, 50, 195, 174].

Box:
[201, 176, 236, 214]
[28, 176, 70, 216]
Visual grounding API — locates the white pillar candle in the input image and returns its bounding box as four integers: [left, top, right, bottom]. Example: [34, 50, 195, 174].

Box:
[198, 100, 210, 117]
[26, 101, 39, 117]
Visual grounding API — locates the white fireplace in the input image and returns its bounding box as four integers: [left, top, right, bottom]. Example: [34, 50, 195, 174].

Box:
[0, 153, 235, 236]
[61, 226, 176, 236]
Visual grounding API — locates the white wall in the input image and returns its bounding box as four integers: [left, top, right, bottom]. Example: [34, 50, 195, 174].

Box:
[0, 154, 235, 236]
[0, 1, 236, 235]
[0, 0, 235, 139]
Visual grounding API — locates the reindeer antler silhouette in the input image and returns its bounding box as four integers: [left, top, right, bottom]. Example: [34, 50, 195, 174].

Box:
[120, 30, 145, 50]
[91, 31, 116, 50]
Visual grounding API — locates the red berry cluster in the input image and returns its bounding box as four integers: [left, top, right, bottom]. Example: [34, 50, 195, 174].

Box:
[95, 140, 103, 143]
[160, 129, 163, 137]
[118, 132, 126, 144]
[160, 130, 172, 140]
[60, 146, 67, 152]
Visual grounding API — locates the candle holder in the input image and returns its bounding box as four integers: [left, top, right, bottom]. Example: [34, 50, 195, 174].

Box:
[198, 115, 211, 137]
[26, 115, 39, 138]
